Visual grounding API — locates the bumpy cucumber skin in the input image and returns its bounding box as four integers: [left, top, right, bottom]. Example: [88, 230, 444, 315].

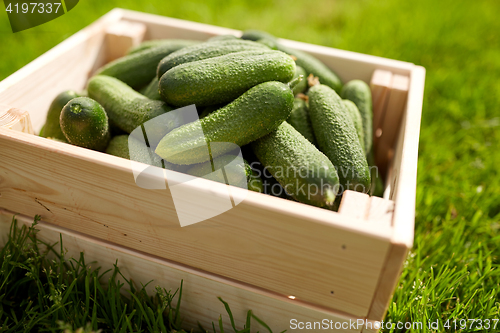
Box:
[156, 81, 294, 165]
[287, 98, 316, 145]
[292, 66, 308, 95]
[98, 41, 197, 88]
[341, 80, 373, 155]
[278, 45, 342, 93]
[308, 84, 371, 193]
[251, 122, 339, 208]
[127, 39, 198, 55]
[106, 135, 130, 159]
[42, 90, 80, 141]
[139, 77, 162, 100]
[157, 39, 269, 78]
[240, 29, 342, 92]
[159, 50, 296, 107]
[106, 134, 184, 172]
[88, 75, 175, 134]
[60, 97, 110, 151]
[186, 154, 262, 192]
[342, 99, 365, 149]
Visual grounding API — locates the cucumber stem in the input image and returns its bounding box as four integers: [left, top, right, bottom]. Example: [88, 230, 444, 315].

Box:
[288, 75, 304, 90]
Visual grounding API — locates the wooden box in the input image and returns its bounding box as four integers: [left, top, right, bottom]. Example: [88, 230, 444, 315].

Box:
[0, 9, 425, 332]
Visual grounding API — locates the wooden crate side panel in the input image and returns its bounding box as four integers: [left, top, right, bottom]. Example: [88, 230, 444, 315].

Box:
[119, 9, 414, 84]
[366, 243, 408, 322]
[0, 129, 392, 317]
[391, 66, 425, 247]
[121, 10, 241, 41]
[0, 211, 366, 333]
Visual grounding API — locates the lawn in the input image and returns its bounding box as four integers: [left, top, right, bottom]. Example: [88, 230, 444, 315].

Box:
[1, 0, 500, 332]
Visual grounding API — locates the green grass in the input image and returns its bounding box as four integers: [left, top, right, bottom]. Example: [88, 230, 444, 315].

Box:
[0, 217, 278, 332]
[1, 0, 499, 332]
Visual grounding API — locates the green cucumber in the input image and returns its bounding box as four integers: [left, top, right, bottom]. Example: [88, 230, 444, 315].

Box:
[60, 97, 110, 151]
[127, 39, 198, 55]
[139, 77, 161, 100]
[367, 150, 384, 197]
[241, 30, 342, 92]
[277, 45, 342, 93]
[97, 40, 197, 88]
[251, 122, 339, 208]
[41, 90, 81, 141]
[87, 75, 176, 134]
[241, 29, 278, 42]
[342, 99, 365, 149]
[292, 66, 308, 95]
[341, 80, 373, 154]
[287, 98, 316, 145]
[159, 50, 295, 107]
[157, 39, 269, 79]
[156, 81, 294, 164]
[106, 134, 184, 172]
[308, 84, 370, 193]
[106, 135, 130, 159]
[186, 154, 263, 192]
[207, 34, 239, 42]
[256, 38, 279, 50]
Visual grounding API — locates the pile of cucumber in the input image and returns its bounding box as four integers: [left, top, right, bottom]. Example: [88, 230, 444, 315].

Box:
[40, 29, 384, 211]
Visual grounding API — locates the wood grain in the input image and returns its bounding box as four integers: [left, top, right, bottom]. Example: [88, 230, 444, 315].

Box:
[0, 105, 34, 134]
[105, 21, 146, 62]
[370, 69, 393, 142]
[0, 210, 366, 333]
[375, 75, 410, 174]
[0, 128, 392, 317]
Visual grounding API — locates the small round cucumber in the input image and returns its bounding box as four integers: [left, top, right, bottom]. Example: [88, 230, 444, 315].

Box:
[156, 81, 294, 165]
[60, 97, 110, 151]
[251, 122, 339, 208]
[308, 84, 370, 193]
[42, 90, 80, 142]
[342, 99, 365, 149]
[159, 50, 296, 107]
[157, 39, 269, 79]
[287, 98, 316, 145]
[341, 80, 373, 154]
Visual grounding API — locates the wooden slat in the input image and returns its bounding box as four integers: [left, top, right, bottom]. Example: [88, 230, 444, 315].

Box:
[105, 21, 146, 62]
[0, 210, 365, 333]
[0, 129, 392, 317]
[338, 191, 370, 220]
[391, 66, 425, 248]
[0, 105, 33, 134]
[375, 75, 410, 174]
[366, 197, 394, 228]
[338, 191, 394, 230]
[370, 69, 393, 143]
[366, 243, 408, 322]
